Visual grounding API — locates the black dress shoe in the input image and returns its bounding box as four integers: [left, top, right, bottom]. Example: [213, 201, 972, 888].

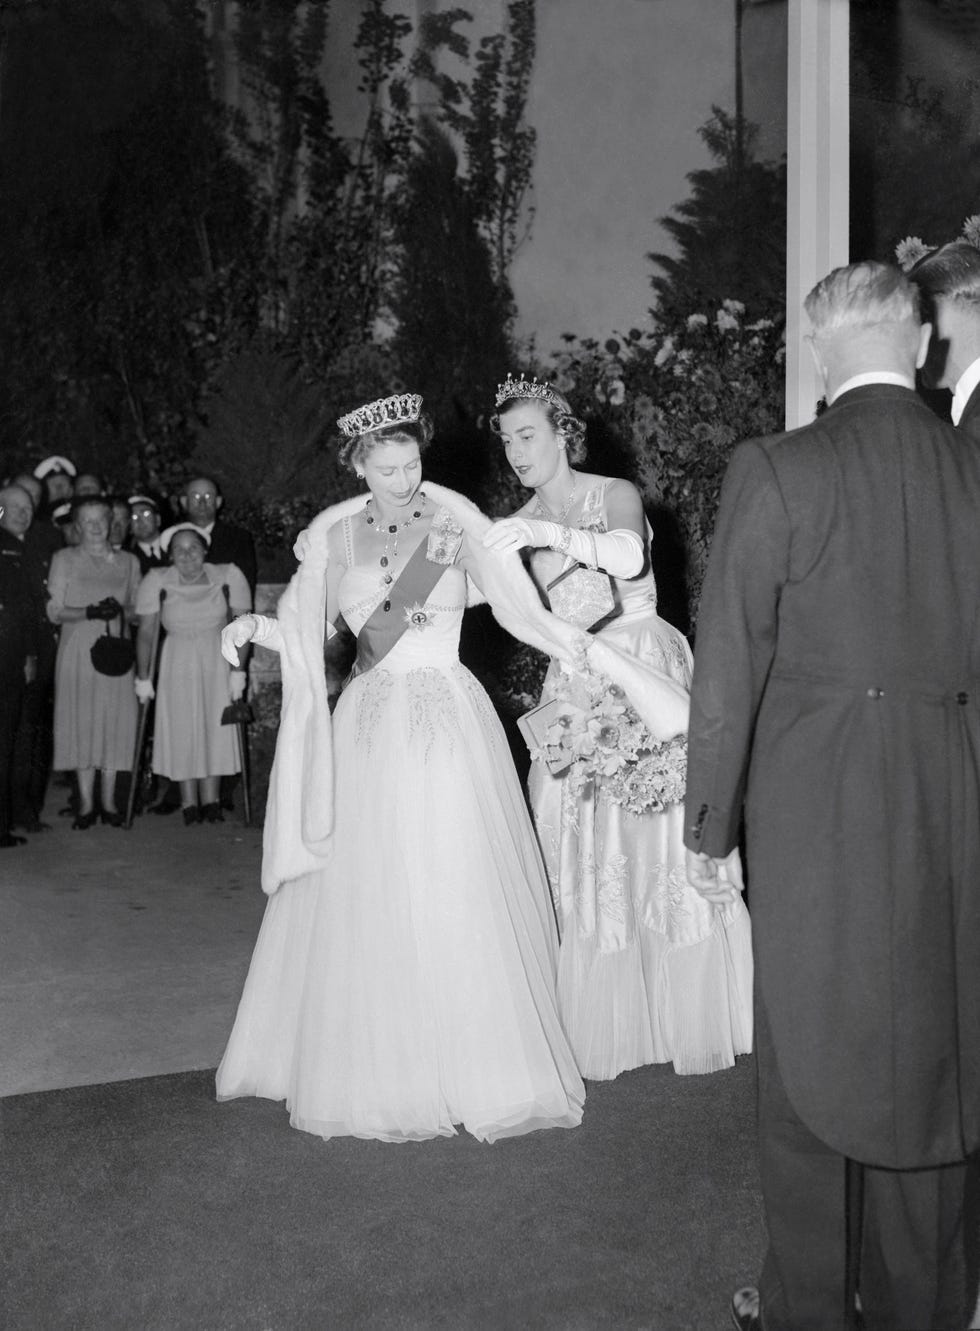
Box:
[72, 812, 98, 830]
[100, 810, 124, 827]
[182, 806, 200, 826]
[0, 833, 27, 848]
[731, 1287, 761, 1331]
[200, 802, 224, 824]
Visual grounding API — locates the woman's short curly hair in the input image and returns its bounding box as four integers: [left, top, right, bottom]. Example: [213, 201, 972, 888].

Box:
[338, 414, 435, 473]
[490, 391, 588, 464]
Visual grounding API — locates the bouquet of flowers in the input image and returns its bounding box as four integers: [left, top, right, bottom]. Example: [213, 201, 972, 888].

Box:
[528, 667, 687, 817]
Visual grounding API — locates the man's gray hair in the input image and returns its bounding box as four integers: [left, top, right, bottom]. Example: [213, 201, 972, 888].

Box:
[805, 261, 920, 338]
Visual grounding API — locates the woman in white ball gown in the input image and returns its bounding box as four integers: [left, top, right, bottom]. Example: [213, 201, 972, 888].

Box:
[215, 393, 593, 1143]
[482, 376, 753, 1081]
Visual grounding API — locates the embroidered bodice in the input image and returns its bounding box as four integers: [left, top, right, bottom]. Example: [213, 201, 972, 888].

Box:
[528, 481, 658, 624]
[339, 561, 467, 673]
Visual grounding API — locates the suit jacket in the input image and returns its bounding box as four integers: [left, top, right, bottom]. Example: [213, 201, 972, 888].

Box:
[957, 379, 980, 441]
[0, 530, 40, 672]
[132, 540, 168, 578]
[206, 519, 257, 596]
[685, 384, 980, 1169]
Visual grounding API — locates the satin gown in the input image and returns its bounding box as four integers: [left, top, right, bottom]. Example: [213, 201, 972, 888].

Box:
[528, 482, 754, 1080]
[217, 552, 585, 1142]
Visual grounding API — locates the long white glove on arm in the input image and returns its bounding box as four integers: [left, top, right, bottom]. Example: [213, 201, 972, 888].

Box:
[221, 613, 283, 665]
[482, 517, 644, 577]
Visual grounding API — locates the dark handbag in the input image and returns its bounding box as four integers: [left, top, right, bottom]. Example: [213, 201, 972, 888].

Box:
[90, 616, 135, 676]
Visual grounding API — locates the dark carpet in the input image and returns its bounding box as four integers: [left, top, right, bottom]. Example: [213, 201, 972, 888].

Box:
[0, 1058, 765, 1330]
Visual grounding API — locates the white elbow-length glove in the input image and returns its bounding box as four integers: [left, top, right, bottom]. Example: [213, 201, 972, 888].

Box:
[482, 517, 643, 578]
[221, 613, 282, 666]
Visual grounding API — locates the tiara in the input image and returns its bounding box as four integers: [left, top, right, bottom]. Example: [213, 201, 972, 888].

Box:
[495, 373, 564, 410]
[337, 393, 423, 439]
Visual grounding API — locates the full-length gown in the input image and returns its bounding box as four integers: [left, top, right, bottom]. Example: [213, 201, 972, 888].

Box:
[135, 563, 251, 780]
[217, 530, 585, 1142]
[527, 481, 754, 1080]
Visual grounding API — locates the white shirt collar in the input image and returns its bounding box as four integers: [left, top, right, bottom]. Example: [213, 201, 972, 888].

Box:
[195, 520, 216, 537]
[951, 357, 980, 425]
[829, 371, 915, 405]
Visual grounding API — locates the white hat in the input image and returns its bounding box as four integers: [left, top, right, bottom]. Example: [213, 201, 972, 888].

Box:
[33, 455, 77, 480]
[160, 522, 210, 554]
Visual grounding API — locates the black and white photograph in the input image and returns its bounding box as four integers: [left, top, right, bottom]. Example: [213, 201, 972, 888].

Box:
[1, 1, 979, 1327]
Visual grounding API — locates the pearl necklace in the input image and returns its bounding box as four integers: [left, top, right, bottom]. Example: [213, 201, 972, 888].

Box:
[533, 478, 578, 524]
[365, 491, 426, 613]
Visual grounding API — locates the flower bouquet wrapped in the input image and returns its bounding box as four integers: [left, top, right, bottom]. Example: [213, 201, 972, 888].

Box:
[525, 667, 687, 816]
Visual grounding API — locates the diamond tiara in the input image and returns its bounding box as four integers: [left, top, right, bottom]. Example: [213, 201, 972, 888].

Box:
[337, 393, 423, 440]
[495, 373, 564, 410]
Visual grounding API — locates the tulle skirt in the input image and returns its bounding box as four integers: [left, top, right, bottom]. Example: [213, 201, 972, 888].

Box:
[529, 611, 754, 1080]
[217, 660, 584, 1142]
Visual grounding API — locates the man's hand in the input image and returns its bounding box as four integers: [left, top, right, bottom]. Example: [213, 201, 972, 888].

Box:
[685, 846, 745, 904]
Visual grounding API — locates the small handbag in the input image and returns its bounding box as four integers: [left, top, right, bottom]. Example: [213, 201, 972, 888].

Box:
[545, 529, 615, 631]
[90, 616, 136, 677]
[516, 696, 571, 774]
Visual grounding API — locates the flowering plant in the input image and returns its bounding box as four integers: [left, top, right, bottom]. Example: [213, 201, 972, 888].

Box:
[895, 215, 980, 271]
[541, 300, 785, 628]
[531, 667, 687, 817]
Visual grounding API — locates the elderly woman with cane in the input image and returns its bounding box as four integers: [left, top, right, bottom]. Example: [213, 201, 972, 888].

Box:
[134, 523, 251, 826]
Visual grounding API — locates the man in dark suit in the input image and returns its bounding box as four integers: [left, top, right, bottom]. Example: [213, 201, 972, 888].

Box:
[128, 493, 168, 575]
[909, 240, 980, 441]
[684, 262, 980, 1331]
[179, 474, 257, 596]
[0, 485, 41, 847]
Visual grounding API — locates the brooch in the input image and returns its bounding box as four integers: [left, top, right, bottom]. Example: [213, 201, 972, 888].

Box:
[404, 602, 436, 631]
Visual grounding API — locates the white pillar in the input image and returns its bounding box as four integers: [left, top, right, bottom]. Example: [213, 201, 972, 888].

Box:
[785, 0, 850, 429]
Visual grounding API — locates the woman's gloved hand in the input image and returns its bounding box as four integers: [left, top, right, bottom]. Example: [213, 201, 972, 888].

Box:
[482, 517, 552, 554]
[86, 597, 121, 621]
[134, 677, 155, 703]
[221, 615, 257, 667]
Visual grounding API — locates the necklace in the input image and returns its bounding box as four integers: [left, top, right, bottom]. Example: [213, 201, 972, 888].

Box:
[534, 478, 578, 524]
[365, 491, 426, 613]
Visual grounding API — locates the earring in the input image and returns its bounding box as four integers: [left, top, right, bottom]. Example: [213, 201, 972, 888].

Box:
[356, 472, 365, 480]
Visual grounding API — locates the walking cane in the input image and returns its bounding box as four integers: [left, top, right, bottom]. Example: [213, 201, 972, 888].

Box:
[220, 584, 253, 827]
[125, 588, 166, 829]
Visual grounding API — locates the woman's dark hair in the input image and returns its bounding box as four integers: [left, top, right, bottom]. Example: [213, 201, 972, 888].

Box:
[339, 415, 435, 473]
[490, 393, 588, 464]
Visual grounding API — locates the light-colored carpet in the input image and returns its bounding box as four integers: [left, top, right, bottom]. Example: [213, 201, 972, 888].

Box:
[0, 799, 265, 1096]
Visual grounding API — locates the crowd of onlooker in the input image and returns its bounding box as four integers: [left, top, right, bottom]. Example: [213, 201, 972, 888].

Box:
[0, 456, 257, 846]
